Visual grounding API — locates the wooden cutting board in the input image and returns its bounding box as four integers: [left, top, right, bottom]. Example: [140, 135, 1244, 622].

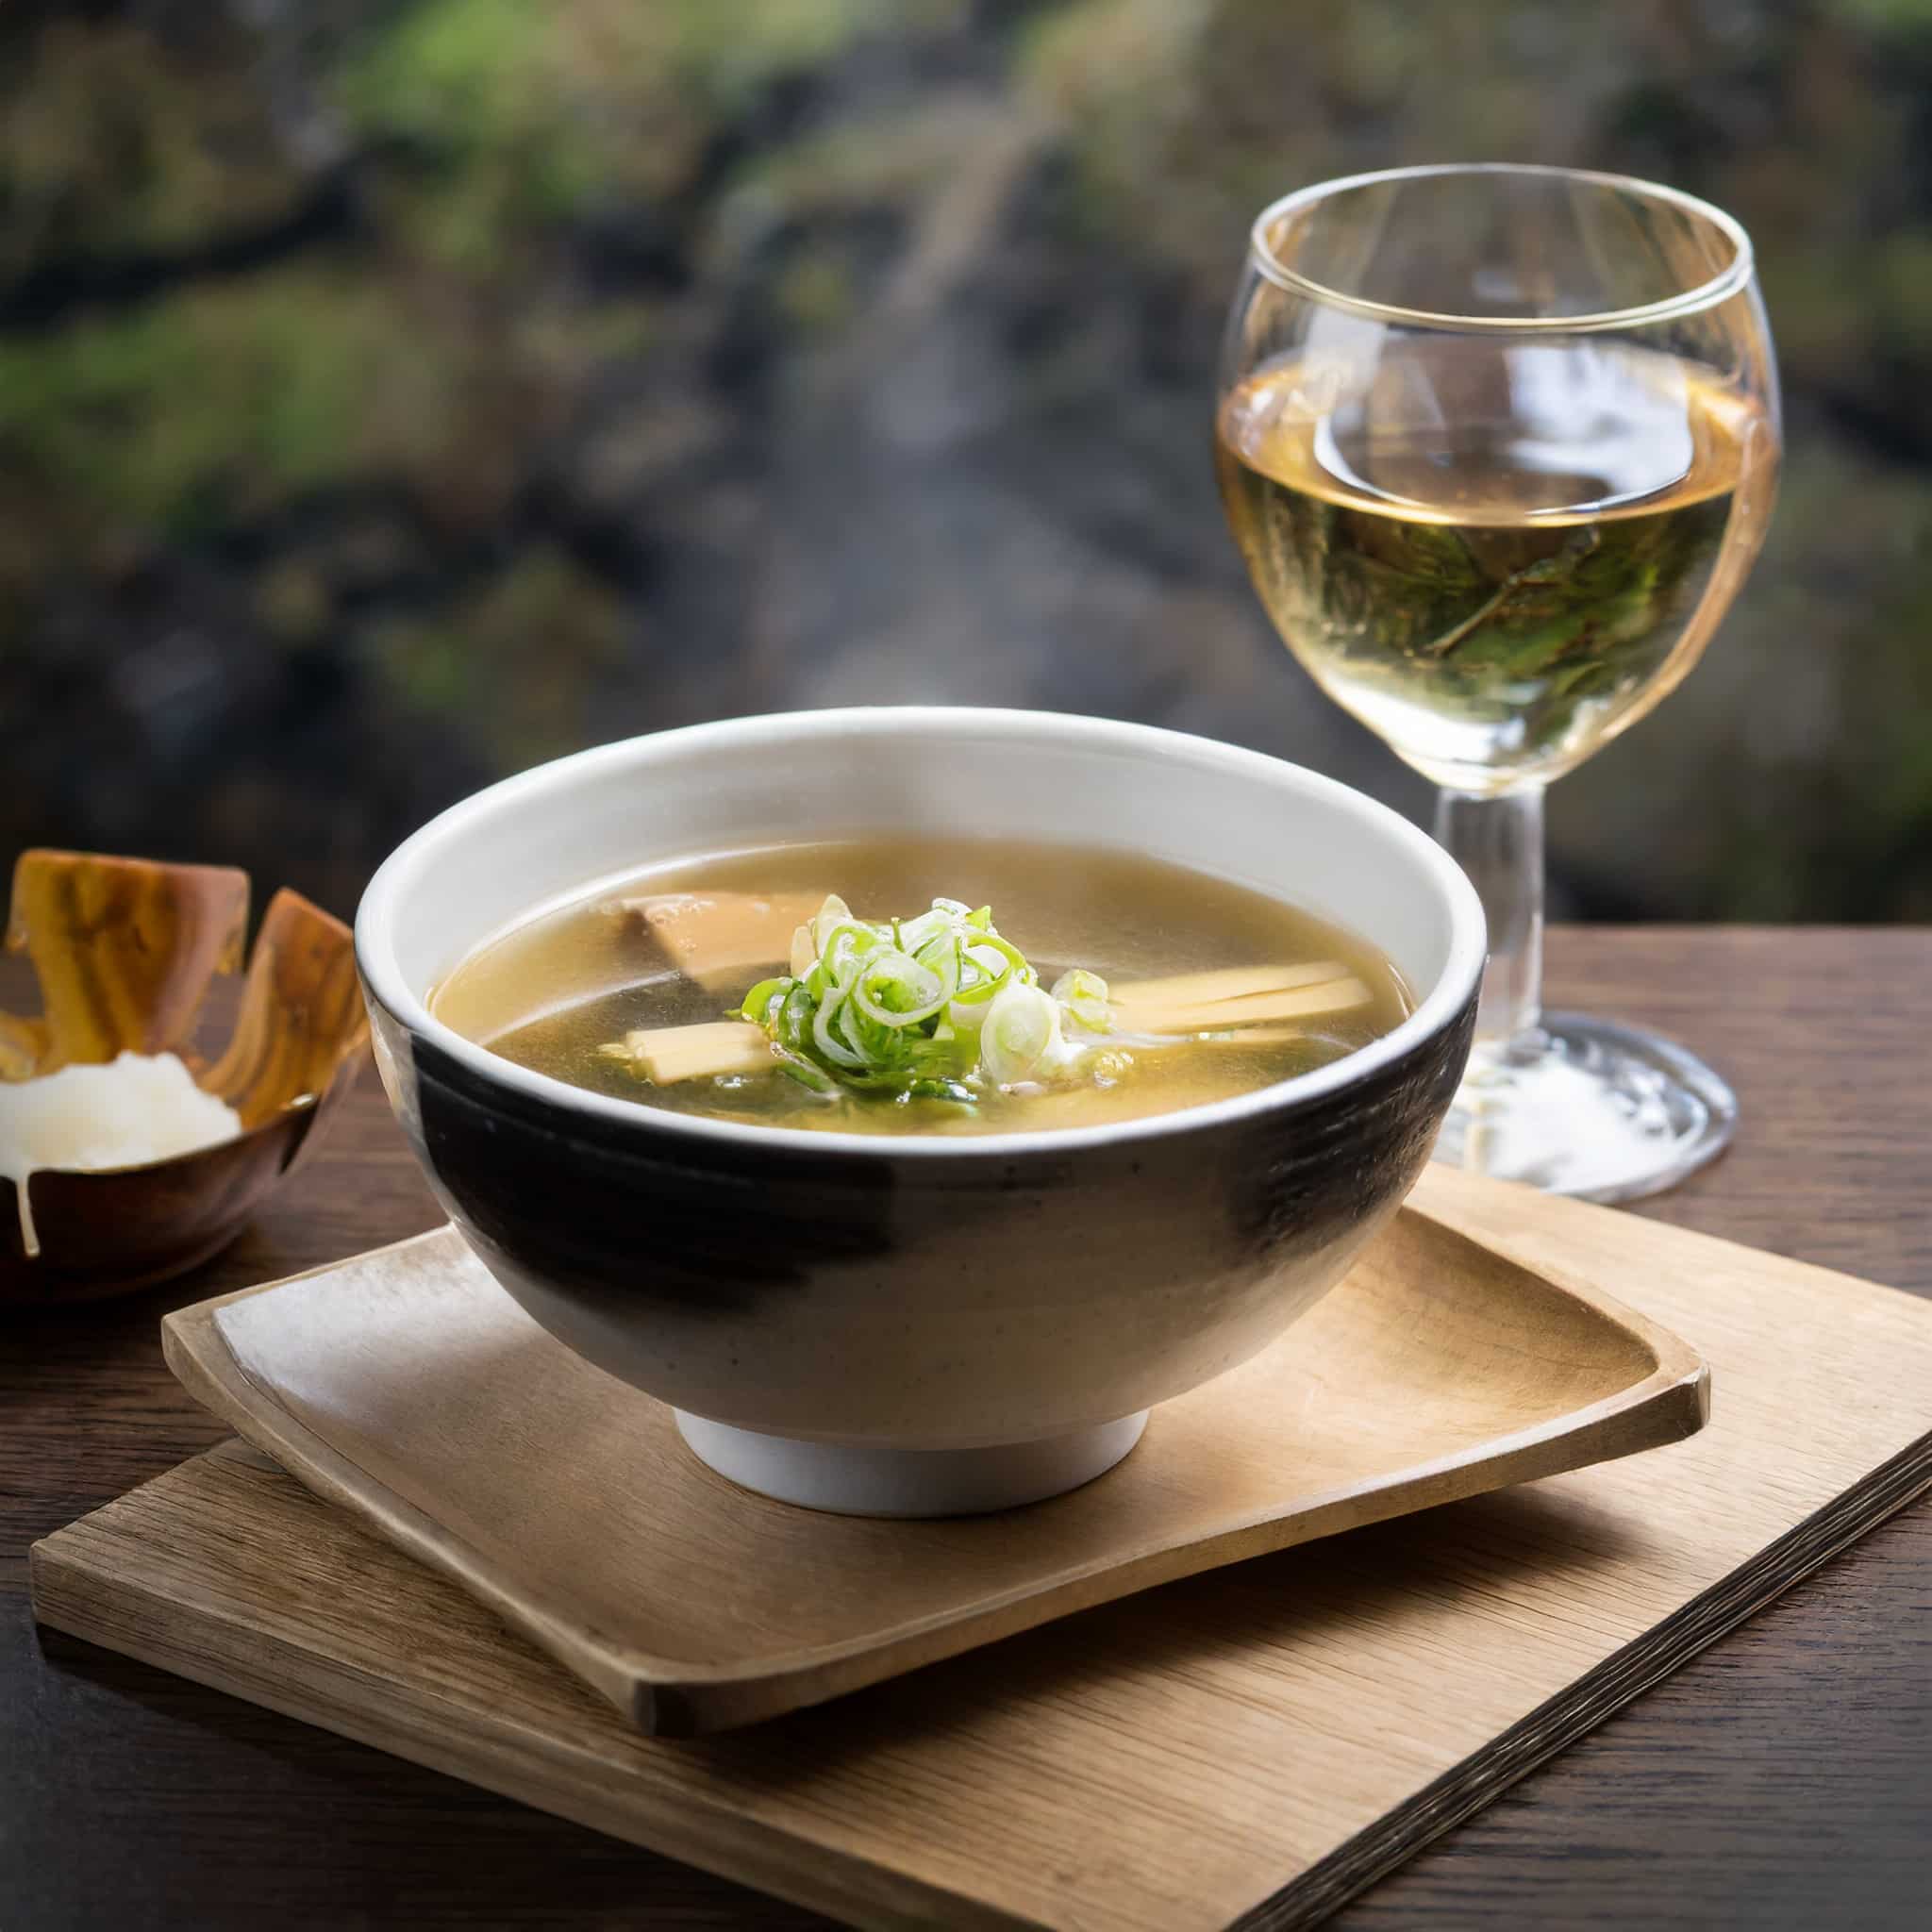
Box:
[30, 1165, 1932, 1930]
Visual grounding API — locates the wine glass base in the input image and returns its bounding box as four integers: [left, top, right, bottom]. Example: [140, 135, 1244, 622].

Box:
[1433, 1011, 1737, 1205]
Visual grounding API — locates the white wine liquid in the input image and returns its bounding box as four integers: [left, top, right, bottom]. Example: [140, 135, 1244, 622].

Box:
[1216, 341, 1776, 790]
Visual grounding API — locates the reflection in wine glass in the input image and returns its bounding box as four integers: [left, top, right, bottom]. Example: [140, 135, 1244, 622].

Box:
[1216, 165, 1780, 1200]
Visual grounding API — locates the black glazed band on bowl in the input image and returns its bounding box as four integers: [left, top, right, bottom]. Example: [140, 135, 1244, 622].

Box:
[370, 991, 1475, 1446]
[355, 707, 1487, 1488]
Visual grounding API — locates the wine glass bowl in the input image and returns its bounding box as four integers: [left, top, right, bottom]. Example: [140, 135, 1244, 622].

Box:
[1216, 165, 1781, 1201]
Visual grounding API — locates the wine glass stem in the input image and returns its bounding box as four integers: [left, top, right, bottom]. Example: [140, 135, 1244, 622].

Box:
[1433, 786, 1544, 1054]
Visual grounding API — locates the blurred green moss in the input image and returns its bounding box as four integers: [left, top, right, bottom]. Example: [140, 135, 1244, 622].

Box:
[361, 546, 627, 768]
[1826, 0, 1932, 30]
[3, 0, 1932, 923]
[0, 20, 307, 277]
[335, 0, 925, 258]
[0, 270, 478, 536]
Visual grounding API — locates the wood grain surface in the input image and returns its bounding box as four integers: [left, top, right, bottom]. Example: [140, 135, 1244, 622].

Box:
[4, 848, 249, 1072]
[28, 1161, 1932, 1929]
[148, 1198, 1705, 1733]
[6, 928, 1932, 1930]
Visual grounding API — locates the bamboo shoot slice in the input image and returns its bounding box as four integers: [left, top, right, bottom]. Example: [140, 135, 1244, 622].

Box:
[605, 1022, 774, 1084]
[1106, 961, 1349, 1008]
[1112, 974, 1373, 1033]
[1132, 1024, 1302, 1048]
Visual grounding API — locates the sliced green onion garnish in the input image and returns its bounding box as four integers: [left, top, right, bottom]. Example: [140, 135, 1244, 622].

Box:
[811, 989, 869, 1069]
[895, 907, 953, 953]
[738, 975, 793, 1025]
[907, 1074, 976, 1105]
[733, 894, 1106, 1105]
[776, 1054, 840, 1095]
[1051, 967, 1112, 1034]
[980, 979, 1066, 1085]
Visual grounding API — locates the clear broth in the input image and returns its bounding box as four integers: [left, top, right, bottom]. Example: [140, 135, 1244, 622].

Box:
[432, 839, 1413, 1137]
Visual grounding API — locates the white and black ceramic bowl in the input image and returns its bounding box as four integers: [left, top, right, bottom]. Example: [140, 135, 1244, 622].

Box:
[357, 709, 1485, 1516]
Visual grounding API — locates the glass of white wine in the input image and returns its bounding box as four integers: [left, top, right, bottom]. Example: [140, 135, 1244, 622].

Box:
[1216, 164, 1780, 1201]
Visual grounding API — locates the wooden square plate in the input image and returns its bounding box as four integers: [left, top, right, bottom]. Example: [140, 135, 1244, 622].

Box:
[157, 1183, 1707, 1735]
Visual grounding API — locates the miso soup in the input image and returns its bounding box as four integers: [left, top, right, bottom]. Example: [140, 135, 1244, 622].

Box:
[432, 839, 1412, 1137]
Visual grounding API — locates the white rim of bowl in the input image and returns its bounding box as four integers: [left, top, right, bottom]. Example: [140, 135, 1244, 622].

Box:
[1249, 162, 1756, 335]
[355, 708, 1488, 1159]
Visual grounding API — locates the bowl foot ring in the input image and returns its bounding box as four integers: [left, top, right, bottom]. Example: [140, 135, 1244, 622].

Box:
[672, 1409, 1151, 1517]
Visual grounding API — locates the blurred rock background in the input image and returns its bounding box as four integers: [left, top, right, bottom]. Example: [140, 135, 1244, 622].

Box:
[3, 0, 1929, 923]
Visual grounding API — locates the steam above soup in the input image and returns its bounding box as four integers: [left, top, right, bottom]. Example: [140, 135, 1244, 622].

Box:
[431, 840, 1411, 1137]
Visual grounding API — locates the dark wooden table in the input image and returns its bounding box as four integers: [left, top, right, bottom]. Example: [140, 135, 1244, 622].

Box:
[7, 928, 1931, 1931]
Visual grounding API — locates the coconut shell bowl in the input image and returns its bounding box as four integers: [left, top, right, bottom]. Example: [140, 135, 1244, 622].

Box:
[0, 850, 367, 1306]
